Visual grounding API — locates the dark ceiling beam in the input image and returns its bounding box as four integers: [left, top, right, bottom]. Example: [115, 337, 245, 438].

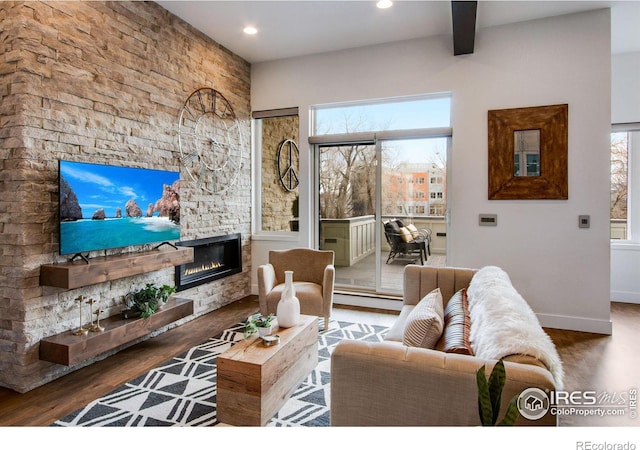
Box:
[451, 1, 478, 55]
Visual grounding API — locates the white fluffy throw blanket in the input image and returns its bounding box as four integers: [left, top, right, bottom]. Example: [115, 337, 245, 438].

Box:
[467, 266, 564, 389]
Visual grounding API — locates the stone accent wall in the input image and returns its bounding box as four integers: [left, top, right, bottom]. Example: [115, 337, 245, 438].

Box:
[0, 1, 251, 393]
[261, 115, 299, 231]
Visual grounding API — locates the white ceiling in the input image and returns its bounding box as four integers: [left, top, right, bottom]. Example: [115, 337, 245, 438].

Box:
[156, 1, 640, 63]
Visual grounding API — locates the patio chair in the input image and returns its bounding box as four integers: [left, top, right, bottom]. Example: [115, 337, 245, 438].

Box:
[396, 219, 431, 257]
[383, 220, 428, 265]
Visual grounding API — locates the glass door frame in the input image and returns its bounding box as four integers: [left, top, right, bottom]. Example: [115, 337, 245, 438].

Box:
[312, 129, 452, 297]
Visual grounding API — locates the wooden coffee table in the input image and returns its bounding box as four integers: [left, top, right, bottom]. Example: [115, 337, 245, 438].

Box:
[216, 314, 319, 426]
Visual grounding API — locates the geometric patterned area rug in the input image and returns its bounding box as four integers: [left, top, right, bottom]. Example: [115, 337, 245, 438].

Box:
[52, 319, 389, 427]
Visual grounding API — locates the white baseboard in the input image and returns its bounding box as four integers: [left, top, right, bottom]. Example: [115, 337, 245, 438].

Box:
[335, 294, 615, 335]
[333, 293, 403, 311]
[254, 283, 615, 334]
[537, 313, 612, 335]
[250, 285, 404, 311]
[611, 290, 640, 304]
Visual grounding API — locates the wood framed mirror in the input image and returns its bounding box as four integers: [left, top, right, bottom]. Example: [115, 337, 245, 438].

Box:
[488, 104, 568, 200]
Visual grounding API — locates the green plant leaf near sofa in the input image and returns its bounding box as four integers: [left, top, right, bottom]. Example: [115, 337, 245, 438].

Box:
[476, 359, 520, 426]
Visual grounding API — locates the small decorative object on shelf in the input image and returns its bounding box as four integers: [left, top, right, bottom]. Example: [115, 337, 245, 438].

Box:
[72, 295, 88, 336]
[244, 313, 276, 338]
[261, 335, 280, 346]
[277, 270, 300, 328]
[92, 308, 105, 332]
[86, 298, 97, 332]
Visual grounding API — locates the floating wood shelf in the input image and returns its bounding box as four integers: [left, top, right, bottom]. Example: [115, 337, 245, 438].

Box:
[40, 246, 194, 289]
[39, 297, 194, 366]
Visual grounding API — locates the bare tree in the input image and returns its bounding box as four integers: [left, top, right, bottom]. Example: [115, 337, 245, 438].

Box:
[320, 144, 374, 218]
[610, 133, 628, 220]
[318, 111, 389, 219]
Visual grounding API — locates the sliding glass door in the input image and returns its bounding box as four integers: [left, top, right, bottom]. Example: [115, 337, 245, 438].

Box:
[317, 137, 448, 296]
[318, 142, 377, 291]
[313, 93, 451, 298]
[379, 137, 448, 293]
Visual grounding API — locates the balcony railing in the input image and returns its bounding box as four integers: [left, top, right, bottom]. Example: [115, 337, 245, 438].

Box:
[320, 216, 376, 267]
[320, 215, 446, 267]
[611, 219, 627, 240]
[321, 216, 627, 268]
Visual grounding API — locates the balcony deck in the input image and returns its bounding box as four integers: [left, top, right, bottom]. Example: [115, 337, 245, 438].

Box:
[334, 251, 447, 296]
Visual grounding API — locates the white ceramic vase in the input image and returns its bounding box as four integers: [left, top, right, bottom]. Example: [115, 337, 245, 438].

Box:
[277, 270, 300, 328]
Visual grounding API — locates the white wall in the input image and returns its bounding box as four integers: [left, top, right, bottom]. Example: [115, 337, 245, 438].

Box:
[611, 51, 640, 305]
[251, 9, 613, 333]
[612, 51, 640, 124]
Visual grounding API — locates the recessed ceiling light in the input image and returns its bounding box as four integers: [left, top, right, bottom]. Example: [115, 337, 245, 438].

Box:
[377, 0, 393, 9]
[243, 26, 258, 35]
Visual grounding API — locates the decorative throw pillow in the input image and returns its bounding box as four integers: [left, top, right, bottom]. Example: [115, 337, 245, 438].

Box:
[406, 223, 421, 239]
[398, 226, 413, 243]
[403, 288, 444, 349]
[442, 288, 474, 355]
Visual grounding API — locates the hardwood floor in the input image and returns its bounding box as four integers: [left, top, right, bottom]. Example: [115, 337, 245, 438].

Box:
[546, 302, 640, 426]
[0, 297, 638, 427]
[0, 296, 261, 426]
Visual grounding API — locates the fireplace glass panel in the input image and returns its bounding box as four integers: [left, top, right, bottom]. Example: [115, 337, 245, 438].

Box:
[175, 234, 242, 291]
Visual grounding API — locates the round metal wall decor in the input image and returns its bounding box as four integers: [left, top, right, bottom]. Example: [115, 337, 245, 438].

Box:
[178, 87, 244, 194]
[277, 138, 299, 192]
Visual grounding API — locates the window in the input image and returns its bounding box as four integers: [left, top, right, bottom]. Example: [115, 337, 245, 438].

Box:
[611, 132, 628, 239]
[253, 108, 299, 233]
[611, 125, 640, 242]
[313, 94, 451, 135]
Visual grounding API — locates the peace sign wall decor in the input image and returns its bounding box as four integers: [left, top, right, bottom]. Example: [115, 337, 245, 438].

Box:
[277, 139, 299, 192]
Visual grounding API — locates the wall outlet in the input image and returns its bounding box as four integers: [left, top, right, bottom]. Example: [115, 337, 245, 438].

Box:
[479, 214, 497, 226]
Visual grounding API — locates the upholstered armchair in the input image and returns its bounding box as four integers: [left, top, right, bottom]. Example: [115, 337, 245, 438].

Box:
[258, 248, 335, 330]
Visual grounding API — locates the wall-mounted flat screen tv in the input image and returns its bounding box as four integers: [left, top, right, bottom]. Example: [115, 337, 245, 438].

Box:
[59, 160, 181, 256]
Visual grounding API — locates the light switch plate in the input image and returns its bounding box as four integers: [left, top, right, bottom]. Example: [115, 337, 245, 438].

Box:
[579, 215, 590, 229]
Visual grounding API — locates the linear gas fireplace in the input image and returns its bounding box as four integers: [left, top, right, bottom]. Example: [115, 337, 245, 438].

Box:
[175, 233, 242, 291]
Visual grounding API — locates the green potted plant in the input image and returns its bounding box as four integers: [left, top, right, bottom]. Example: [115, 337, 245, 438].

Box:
[476, 358, 520, 426]
[157, 284, 176, 305]
[244, 313, 276, 338]
[122, 283, 176, 319]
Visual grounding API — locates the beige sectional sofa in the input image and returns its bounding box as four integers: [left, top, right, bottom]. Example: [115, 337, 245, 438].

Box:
[330, 265, 563, 426]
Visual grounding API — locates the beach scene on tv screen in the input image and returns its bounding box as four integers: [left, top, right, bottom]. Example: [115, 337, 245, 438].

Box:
[59, 160, 181, 255]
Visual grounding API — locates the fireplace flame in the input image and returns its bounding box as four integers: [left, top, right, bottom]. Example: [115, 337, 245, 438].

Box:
[184, 261, 224, 276]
